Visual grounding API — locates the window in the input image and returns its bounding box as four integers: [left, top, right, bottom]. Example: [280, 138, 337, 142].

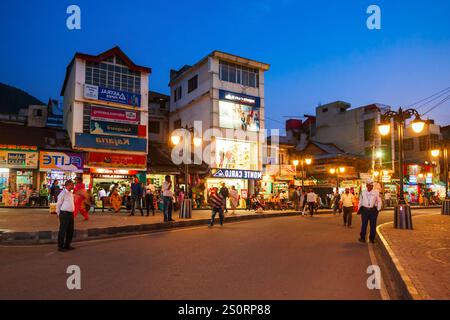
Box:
[430, 134, 439, 148]
[419, 135, 430, 151]
[404, 138, 414, 151]
[219, 61, 259, 88]
[364, 119, 375, 142]
[173, 86, 182, 102]
[33, 109, 42, 117]
[84, 56, 141, 94]
[188, 75, 198, 93]
[173, 119, 181, 129]
[148, 121, 161, 134]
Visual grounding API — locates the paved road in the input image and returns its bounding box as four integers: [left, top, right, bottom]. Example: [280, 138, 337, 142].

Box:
[0, 210, 435, 300]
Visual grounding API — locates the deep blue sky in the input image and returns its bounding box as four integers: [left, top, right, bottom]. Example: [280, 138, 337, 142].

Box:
[1, 0, 449, 131]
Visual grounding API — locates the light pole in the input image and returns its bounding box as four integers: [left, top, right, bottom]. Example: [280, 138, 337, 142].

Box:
[431, 144, 450, 215]
[171, 125, 202, 218]
[378, 107, 425, 229]
[329, 167, 345, 193]
[293, 157, 312, 188]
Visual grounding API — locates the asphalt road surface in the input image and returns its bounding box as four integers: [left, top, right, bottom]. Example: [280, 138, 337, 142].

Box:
[0, 210, 434, 300]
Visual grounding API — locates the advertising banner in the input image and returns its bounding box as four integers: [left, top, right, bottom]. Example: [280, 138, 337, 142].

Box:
[90, 120, 139, 136]
[219, 100, 260, 132]
[87, 152, 146, 169]
[91, 105, 140, 124]
[75, 133, 147, 152]
[39, 151, 84, 172]
[84, 84, 141, 107]
[0, 150, 38, 169]
[219, 90, 260, 107]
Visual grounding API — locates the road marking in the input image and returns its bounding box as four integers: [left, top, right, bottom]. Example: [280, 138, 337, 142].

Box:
[367, 241, 390, 300]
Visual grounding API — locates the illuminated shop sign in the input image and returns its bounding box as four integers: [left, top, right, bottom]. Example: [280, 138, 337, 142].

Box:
[84, 84, 141, 107]
[75, 133, 147, 152]
[211, 168, 262, 180]
[219, 90, 260, 107]
[90, 105, 140, 125]
[39, 151, 84, 172]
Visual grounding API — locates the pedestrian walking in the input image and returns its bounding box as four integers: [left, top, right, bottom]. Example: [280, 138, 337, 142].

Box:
[162, 175, 174, 222]
[219, 183, 229, 213]
[129, 177, 144, 216]
[208, 187, 225, 227]
[229, 185, 239, 214]
[97, 187, 107, 212]
[73, 177, 89, 221]
[384, 190, 391, 207]
[292, 187, 300, 212]
[358, 179, 382, 244]
[56, 180, 75, 252]
[332, 191, 341, 214]
[145, 180, 155, 216]
[340, 188, 355, 227]
[306, 189, 316, 217]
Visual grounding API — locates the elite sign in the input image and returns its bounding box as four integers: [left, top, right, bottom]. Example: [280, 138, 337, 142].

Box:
[211, 168, 262, 180]
[39, 151, 84, 172]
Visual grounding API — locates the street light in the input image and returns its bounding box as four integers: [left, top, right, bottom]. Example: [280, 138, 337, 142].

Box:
[171, 125, 202, 218]
[293, 157, 312, 188]
[329, 166, 345, 193]
[378, 107, 425, 229]
[431, 145, 450, 215]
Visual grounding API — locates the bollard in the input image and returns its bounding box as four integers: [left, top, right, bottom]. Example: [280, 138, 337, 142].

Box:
[180, 199, 192, 219]
[442, 199, 450, 216]
[394, 204, 413, 229]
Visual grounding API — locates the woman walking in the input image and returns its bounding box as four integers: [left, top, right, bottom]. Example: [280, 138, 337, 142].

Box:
[229, 185, 239, 214]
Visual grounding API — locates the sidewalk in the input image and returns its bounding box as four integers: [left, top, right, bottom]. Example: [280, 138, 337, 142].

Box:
[0, 207, 331, 244]
[377, 214, 450, 300]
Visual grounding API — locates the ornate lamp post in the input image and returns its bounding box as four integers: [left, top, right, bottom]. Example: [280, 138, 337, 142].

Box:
[378, 108, 425, 229]
[431, 144, 450, 215]
[293, 157, 312, 188]
[171, 125, 202, 218]
[329, 166, 346, 193]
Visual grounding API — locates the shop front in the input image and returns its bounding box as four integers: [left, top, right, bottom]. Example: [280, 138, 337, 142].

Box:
[85, 152, 147, 198]
[38, 151, 84, 189]
[0, 145, 39, 206]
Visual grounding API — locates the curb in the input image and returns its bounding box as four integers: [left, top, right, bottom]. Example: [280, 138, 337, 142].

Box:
[375, 213, 440, 300]
[0, 211, 306, 245]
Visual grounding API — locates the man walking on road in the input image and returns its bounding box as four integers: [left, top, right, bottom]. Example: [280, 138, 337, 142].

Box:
[129, 176, 144, 216]
[56, 180, 75, 252]
[208, 187, 225, 227]
[306, 189, 317, 217]
[340, 188, 355, 228]
[358, 179, 382, 243]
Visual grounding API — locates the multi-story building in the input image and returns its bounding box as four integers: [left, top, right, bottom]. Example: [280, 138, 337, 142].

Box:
[60, 46, 151, 190]
[168, 51, 270, 207]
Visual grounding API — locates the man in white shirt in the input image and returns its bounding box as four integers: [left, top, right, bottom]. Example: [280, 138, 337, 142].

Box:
[56, 180, 75, 252]
[340, 188, 355, 227]
[162, 175, 174, 222]
[358, 179, 382, 243]
[306, 189, 317, 217]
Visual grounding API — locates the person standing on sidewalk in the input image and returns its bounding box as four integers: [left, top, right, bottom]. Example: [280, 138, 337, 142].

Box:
[50, 180, 61, 203]
[39, 184, 49, 206]
[208, 187, 225, 227]
[332, 191, 341, 215]
[358, 179, 382, 244]
[219, 183, 229, 213]
[306, 189, 317, 217]
[73, 177, 89, 221]
[162, 175, 174, 222]
[129, 177, 144, 216]
[145, 180, 155, 216]
[229, 185, 239, 215]
[56, 180, 75, 252]
[292, 187, 300, 212]
[340, 188, 355, 228]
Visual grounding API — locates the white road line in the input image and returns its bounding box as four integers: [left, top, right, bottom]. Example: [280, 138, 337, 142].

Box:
[367, 241, 390, 300]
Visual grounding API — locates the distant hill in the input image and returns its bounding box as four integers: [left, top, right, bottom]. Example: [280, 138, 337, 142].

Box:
[0, 82, 45, 114]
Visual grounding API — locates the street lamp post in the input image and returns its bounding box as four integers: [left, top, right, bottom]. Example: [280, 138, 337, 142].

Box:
[171, 125, 202, 219]
[293, 157, 312, 188]
[329, 167, 345, 193]
[378, 107, 425, 229]
[431, 144, 450, 215]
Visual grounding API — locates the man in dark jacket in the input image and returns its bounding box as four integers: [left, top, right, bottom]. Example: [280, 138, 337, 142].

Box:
[208, 187, 225, 227]
[129, 176, 144, 216]
[219, 183, 229, 213]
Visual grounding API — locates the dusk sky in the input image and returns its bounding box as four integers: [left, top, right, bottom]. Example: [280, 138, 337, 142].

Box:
[1, 0, 449, 132]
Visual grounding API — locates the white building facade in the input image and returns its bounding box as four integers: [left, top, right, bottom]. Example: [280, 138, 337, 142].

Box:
[169, 51, 270, 203]
[61, 46, 151, 187]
